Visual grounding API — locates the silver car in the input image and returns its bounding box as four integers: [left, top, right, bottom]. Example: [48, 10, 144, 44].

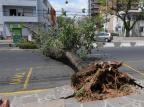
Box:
[94, 32, 113, 42]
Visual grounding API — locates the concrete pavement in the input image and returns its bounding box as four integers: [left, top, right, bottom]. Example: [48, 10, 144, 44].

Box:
[4, 81, 144, 107]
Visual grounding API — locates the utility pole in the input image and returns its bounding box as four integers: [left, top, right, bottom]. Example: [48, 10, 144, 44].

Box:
[105, 0, 108, 32]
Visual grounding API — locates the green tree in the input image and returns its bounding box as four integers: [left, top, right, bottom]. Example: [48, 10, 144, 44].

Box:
[113, 0, 143, 37]
[35, 16, 97, 58]
[97, 0, 144, 37]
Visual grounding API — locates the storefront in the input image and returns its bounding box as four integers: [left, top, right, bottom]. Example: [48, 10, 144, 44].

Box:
[10, 24, 22, 44]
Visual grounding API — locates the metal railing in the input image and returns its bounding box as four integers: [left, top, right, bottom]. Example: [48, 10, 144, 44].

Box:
[3, 11, 37, 17]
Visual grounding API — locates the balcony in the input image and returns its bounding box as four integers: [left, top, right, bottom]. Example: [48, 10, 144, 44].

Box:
[3, 6, 38, 22]
[3, 16, 38, 22]
[91, 6, 99, 10]
[91, 0, 100, 4]
[1, 0, 37, 6]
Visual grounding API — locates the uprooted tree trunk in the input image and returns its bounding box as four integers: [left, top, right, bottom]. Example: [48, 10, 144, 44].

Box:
[71, 60, 143, 101]
[65, 52, 85, 72]
[47, 49, 144, 102]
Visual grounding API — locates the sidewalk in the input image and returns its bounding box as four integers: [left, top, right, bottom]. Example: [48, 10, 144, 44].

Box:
[4, 79, 144, 107]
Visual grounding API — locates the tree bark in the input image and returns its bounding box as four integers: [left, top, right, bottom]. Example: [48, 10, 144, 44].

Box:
[125, 29, 130, 37]
[65, 51, 85, 72]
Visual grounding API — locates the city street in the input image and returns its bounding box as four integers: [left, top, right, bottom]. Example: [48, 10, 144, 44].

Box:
[92, 47, 144, 80]
[0, 50, 74, 93]
[0, 47, 144, 93]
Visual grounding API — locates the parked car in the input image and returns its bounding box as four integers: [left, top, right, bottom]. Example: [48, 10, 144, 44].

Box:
[94, 32, 113, 42]
[111, 32, 119, 36]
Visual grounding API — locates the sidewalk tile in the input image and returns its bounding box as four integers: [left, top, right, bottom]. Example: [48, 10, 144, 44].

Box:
[11, 96, 22, 107]
[64, 98, 81, 107]
[55, 85, 74, 99]
[83, 100, 105, 107]
[23, 99, 64, 107]
[106, 97, 131, 107]
[37, 88, 57, 102]
[140, 102, 144, 107]
[21, 94, 38, 104]
[126, 94, 144, 102]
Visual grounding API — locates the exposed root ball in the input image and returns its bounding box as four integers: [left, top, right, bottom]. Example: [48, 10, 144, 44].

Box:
[72, 61, 143, 102]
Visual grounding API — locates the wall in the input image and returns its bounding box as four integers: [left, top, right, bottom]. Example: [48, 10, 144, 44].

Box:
[0, 0, 37, 7]
[0, 4, 3, 24]
[37, 0, 51, 27]
[132, 20, 144, 36]
[3, 6, 36, 17]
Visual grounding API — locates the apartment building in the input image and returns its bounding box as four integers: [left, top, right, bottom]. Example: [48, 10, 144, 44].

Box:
[0, 0, 56, 43]
[107, 1, 144, 36]
[88, 0, 100, 16]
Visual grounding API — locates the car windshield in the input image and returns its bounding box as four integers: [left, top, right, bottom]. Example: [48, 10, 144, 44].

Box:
[97, 32, 109, 36]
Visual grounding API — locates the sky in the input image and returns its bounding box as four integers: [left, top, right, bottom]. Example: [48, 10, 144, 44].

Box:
[49, 0, 88, 16]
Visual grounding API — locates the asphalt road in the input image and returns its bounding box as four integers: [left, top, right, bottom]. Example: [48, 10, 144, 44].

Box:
[0, 50, 74, 93]
[92, 47, 144, 80]
[0, 47, 144, 93]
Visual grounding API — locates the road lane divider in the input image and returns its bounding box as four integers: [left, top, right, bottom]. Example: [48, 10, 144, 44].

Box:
[23, 68, 33, 90]
[9, 72, 26, 85]
[123, 63, 144, 76]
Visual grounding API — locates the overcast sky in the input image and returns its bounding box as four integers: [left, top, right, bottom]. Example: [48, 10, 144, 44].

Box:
[49, 0, 88, 15]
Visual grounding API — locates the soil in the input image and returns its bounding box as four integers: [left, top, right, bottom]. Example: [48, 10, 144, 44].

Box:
[71, 61, 143, 102]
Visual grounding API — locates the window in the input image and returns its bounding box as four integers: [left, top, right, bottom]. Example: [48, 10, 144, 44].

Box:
[10, 9, 17, 16]
[139, 27, 144, 32]
[43, 0, 48, 7]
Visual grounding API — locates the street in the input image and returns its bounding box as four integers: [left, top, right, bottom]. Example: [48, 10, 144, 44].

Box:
[0, 47, 144, 93]
[92, 47, 144, 80]
[0, 50, 74, 93]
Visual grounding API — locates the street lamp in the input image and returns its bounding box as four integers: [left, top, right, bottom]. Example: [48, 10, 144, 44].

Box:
[65, 0, 68, 4]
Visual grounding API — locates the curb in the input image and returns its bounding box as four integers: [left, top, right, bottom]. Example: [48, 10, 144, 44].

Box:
[93, 42, 144, 48]
[0, 89, 49, 96]
[0, 48, 39, 51]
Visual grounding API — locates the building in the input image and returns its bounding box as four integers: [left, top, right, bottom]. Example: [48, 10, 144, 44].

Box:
[106, 1, 144, 37]
[0, 0, 56, 43]
[88, 0, 100, 16]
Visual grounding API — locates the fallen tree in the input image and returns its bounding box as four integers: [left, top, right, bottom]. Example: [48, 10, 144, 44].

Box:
[71, 60, 144, 102]
[50, 51, 144, 102]
[29, 16, 143, 102]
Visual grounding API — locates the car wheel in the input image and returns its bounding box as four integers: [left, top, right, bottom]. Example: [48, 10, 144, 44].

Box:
[105, 38, 109, 42]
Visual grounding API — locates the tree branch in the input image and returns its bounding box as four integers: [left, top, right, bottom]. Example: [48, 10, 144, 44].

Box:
[129, 20, 138, 30]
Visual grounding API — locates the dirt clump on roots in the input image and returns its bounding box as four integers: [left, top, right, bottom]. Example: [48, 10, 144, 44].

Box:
[71, 61, 144, 102]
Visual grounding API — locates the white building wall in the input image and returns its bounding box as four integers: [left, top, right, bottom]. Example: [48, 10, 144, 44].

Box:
[132, 20, 144, 36]
[37, 0, 51, 27]
[0, 0, 37, 7]
[108, 15, 144, 37]
[0, 0, 54, 38]
[0, 4, 3, 24]
[0, 4, 4, 36]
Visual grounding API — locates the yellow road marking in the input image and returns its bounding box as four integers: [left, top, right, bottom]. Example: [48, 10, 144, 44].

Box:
[0, 89, 48, 96]
[9, 79, 22, 85]
[123, 63, 144, 76]
[23, 68, 33, 90]
[9, 72, 26, 85]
